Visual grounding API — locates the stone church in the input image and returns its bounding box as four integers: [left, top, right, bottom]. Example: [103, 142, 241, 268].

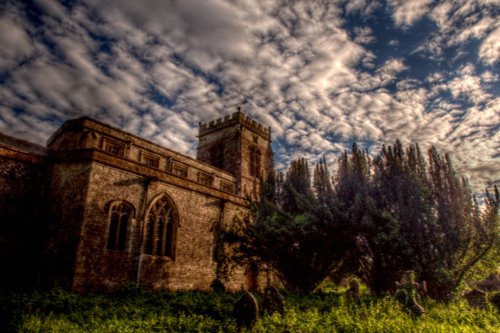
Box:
[0, 111, 273, 293]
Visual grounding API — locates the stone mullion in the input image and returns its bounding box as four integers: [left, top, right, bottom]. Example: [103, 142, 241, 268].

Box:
[152, 207, 160, 256]
[117, 212, 128, 251]
[114, 205, 124, 250]
[107, 210, 119, 250]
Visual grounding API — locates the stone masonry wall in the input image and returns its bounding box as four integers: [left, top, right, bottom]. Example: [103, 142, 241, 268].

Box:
[0, 112, 274, 293]
[0, 153, 47, 289]
[197, 125, 242, 190]
[41, 161, 92, 290]
[72, 160, 249, 293]
[239, 126, 274, 197]
[197, 112, 274, 197]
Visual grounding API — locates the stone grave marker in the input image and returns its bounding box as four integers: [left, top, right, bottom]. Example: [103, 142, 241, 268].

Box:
[464, 289, 488, 309]
[234, 291, 259, 331]
[262, 286, 285, 315]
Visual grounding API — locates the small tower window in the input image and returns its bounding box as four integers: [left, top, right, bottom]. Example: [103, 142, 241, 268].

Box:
[144, 195, 178, 259]
[249, 145, 261, 178]
[107, 201, 134, 251]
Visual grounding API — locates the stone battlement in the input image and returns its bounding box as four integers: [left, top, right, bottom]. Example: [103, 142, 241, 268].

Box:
[199, 111, 270, 140]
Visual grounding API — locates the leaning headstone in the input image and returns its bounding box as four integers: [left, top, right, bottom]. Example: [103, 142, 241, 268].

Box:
[394, 271, 425, 317]
[464, 289, 488, 309]
[262, 286, 285, 315]
[233, 291, 259, 331]
[345, 279, 361, 303]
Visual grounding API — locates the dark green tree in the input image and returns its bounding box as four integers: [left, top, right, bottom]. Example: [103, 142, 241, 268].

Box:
[222, 158, 352, 292]
[341, 141, 499, 300]
[363, 141, 435, 295]
[422, 148, 499, 300]
[331, 143, 373, 283]
[222, 142, 498, 299]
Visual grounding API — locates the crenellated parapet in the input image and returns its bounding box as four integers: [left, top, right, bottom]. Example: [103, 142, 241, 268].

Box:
[199, 111, 271, 140]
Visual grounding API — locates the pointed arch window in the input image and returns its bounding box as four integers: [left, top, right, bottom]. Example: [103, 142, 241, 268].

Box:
[107, 201, 134, 251]
[144, 195, 178, 259]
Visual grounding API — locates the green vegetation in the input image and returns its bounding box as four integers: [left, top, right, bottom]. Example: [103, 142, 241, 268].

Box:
[222, 141, 499, 300]
[1, 289, 499, 332]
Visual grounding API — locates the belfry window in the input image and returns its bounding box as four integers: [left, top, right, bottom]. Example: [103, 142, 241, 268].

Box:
[144, 195, 178, 259]
[107, 201, 134, 251]
[249, 146, 261, 178]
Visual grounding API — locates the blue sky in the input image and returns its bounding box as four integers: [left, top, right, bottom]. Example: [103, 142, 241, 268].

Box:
[0, 0, 498, 193]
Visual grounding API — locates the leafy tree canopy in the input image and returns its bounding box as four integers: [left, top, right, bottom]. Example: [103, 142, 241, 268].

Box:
[221, 142, 499, 300]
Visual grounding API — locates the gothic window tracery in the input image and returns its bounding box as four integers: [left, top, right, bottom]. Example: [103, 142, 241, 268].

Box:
[144, 195, 178, 259]
[107, 201, 134, 251]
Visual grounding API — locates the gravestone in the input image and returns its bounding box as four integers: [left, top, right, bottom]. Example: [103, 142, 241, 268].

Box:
[262, 286, 285, 315]
[345, 279, 361, 303]
[234, 291, 259, 330]
[464, 289, 488, 309]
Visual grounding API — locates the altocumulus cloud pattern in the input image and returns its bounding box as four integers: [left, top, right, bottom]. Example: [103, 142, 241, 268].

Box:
[0, 0, 498, 193]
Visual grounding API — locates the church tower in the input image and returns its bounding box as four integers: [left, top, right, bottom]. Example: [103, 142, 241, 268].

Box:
[197, 109, 273, 196]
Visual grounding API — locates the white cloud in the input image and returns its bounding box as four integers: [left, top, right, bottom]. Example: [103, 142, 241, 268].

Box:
[479, 26, 500, 64]
[379, 58, 408, 75]
[447, 64, 492, 104]
[481, 71, 497, 83]
[424, 0, 499, 66]
[389, 0, 432, 27]
[352, 58, 408, 91]
[353, 26, 375, 45]
[344, 0, 380, 16]
[453, 16, 496, 44]
[429, 1, 453, 31]
[0, 14, 33, 71]
[89, 0, 254, 62]
[0, 0, 497, 195]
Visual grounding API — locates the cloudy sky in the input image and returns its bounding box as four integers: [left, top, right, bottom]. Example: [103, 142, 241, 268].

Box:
[0, 0, 498, 193]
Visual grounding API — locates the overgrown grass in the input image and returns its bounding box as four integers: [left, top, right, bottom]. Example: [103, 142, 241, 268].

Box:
[1, 288, 498, 332]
